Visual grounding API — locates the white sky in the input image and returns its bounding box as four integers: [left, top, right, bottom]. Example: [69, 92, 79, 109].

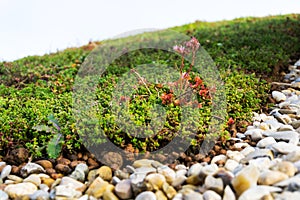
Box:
[0, 0, 299, 62]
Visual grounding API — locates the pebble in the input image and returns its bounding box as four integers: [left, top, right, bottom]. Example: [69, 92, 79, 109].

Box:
[20, 162, 46, 177]
[0, 191, 9, 200]
[0, 165, 11, 180]
[272, 91, 286, 102]
[258, 170, 288, 185]
[4, 182, 37, 199]
[135, 191, 156, 200]
[238, 185, 282, 200]
[114, 179, 133, 199]
[203, 190, 222, 200]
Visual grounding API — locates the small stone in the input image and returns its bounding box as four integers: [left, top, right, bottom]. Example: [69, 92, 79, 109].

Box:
[240, 146, 255, 157]
[187, 163, 203, 176]
[145, 173, 166, 190]
[248, 157, 271, 171]
[23, 174, 41, 186]
[223, 185, 236, 200]
[203, 190, 221, 200]
[75, 163, 89, 175]
[278, 124, 294, 131]
[176, 169, 187, 177]
[155, 190, 168, 200]
[270, 161, 297, 177]
[284, 150, 300, 162]
[40, 177, 55, 188]
[115, 169, 130, 180]
[162, 182, 177, 199]
[55, 185, 82, 198]
[55, 164, 72, 175]
[256, 137, 277, 148]
[226, 150, 245, 162]
[200, 164, 219, 176]
[4, 182, 37, 199]
[35, 160, 53, 169]
[7, 175, 23, 183]
[20, 163, 46, 178]
[69, 169, 85, 182]
[224, 159, 239, 172]
[0, 165, 11, 180]
[97, 166, 112, 181]
[231, 164, 260, 196]
[241, 149, 274, 163]
[87, 169, 98, 182]
[60, 176, 86, 192]
[133, 159, 155, 168]
[291, 120, 300, 129]
[135, 167, 156, 174]
[183, 191, 203, 200]
[56, 157, 71, 165]
[85, 177, 110, 198]
[211, 155, 227, 165]
[114, 179, 133, 199]
[272, 91, 286, 102]
[102, 152, 123, 170]
[214, 169, 234, 186]
[157, 165, 176, 184]
[29, 190, 50, 200]
[135, 191, 156, 200]
[0, 190, 9, 200]
[186, 174, 203, 185]
[238, 186, 282, 200]
[263, 131, 299, 145]
[172, 175, 187, 187]
[204, 175, 223, 194]
[233, 142, 249, 149]
[258, 170, 288, 185]
[271, 142, 300, 154]
[78, 194, 97, 200]
[274, 191, 300, 200]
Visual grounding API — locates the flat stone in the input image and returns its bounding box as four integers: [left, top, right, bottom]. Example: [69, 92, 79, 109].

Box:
[7, 175, 23, 184]
[133, 159, 156, 168]
[203, 190, 221, 200]
[4, 182, 37, 199]
[29, 190, 50, 200]
[270, 161, 297, 177]
[35, 160, 53, 169]
[272, 91, 286, 102]
[145, 173, 166, 190]
[20, 163, 46, 177]
[135, 167, 156, 174]
[231, 164, 260, 196]
[249, 157, 272, 171]
[187, 163, 203, 176]
[135, 191, 156, 200]
[275, 176, 300, 187]
[291, 120, 300, 129]
[23, 174, 41, 186]
[283, 149, 300, 162]
[258, 170, 288, 185]
[226, 150, 245, 162]
[85, 177, 111, 198]
[262, 131, 299, 144]
[278, 124, 294, 131]
[211, 155, 227, 164]
[240, 146, 255, 157]
[0, 165, 11, 180]
[238, 186, 282, 200]
[274, 191, 300, 200]
[55, 185, 82, 198]
[204, 175, 223, 194]
[224, 159, 239, 172]
[200, 164, 219, 176]
[256, 137, 277, 148]
[241, 149, 273, 163]
[183, 191, 203, 200]
[60, 176, 86, 192]
[223, 185, 236, 200]
[162, 182, 177, 199]
[157, 165, 176, 184]
[264, 119, 281, 131]
[115, 179, 133, 199]
[172, 175, 187, 187]
[271, 142, 300, 154]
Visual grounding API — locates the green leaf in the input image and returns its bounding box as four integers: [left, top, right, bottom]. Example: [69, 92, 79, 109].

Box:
[47, 133, 63, 159]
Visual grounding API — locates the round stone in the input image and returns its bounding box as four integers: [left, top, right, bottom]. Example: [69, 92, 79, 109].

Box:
[135, 191, 156, 200]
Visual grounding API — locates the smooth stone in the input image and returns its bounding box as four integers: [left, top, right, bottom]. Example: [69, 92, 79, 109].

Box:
[0, 190, 8, 200]
[238, 186, 282, 200]
[204, 175, 223, 194]
[157, 166, 176, 184]
[231, 164, 260, 196]
[4, 182, 37, 199]
[211, 155, 227, 164]
[244, 129, 263, 137]
[203, 190, 221, 200]
[291, 120, 300, 129]
[114, 179, 133, 199]
[176, 169, 187, 177]
[78, 194, 97, 200]
[187, 163, 203, 176]
[155, 190, 168, 200]
[85, 177, 111, 198]
[264, 119, 281, 131]
[135, 167, 156, 174]
[23, 174, 41, 186]
[135, 191, 156, 200]
[145, 173, 166, 190]
[115, 170, 130, 180]
[0, 165, 11, 180]
[224, 159, 239, 172]
[270, 161, 297, 177]
[278, 124, 294, 131]
[172, 175, 187, 187]
[236, 133, 246, 139]
[130, 173, 147, 195]
[272, 91, 286, 102]
[97, 166, 112, 181]
[69, 169, 85, 182]
[162, 182, 177, 199]
[241, 149, 273, 163]
[240, 146, 255, 157]
[256, 137, 276, 148]
[55, 185, 82, 198]
[274, 113, 292, 125]
[294, 160, 300, 172]
[35, 160, 53, 169]
[29, 190, 50, 200]
[133, 159, 156, 168]
[233, 142, 249, 149]
[259, 122, 270, 131]
[7, 175, 23, 183]
[60, 176, 86, 191]
[20, 163, 46, 177]
[271, 142, 300, 154]
[183, 191, 203, 200]
[258, 170, 288, 185]
[262, 131, 299, 144]
[40, 177, 55, 188]
[87, 169, 99, 182]
[75, 163, 89, 175]
[172, 193, 183, 200]
[274, 176, 300, 187]
[112, 176, 121, 185]
[39, 184, 50, 192]
[200, 164, 219, 176]
[284, 149, 300, 162]
[175, 164, 187, 171]
[226, 150, 245, 162]
[223, 185, 236, 200]
[248, 157, 271, 171]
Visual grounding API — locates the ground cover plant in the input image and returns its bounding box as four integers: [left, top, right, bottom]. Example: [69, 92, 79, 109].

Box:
[0, 14, 299, 160]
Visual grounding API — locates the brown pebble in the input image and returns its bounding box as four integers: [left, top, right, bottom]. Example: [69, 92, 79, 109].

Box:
[77, 152, 83, 159]
[70, 160, 86, 169]
[55, 164, 72, 175]
[56, 157, 71, 165]
[202, 157, 211, 163]
[11, 165, 21, 175]
[194, 154, 205, 161]
[82, 154, 89, 161]
[87, 158, 99, 169]
[35, 160, 53, 169]
[220, 149, 227, 155]
[51, 173, 63, 179]
[46, 168, 56, 175]
[41, 177, 55, 187]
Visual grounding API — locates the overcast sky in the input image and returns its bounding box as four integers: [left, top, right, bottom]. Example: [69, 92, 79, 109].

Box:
[1, 0, 299, 61]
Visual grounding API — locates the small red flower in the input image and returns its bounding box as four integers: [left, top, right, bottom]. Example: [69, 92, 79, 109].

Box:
[227, 117, 235, 126]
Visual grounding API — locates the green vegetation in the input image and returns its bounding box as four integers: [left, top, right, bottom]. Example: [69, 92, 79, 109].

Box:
[0, 14, 299, 159]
